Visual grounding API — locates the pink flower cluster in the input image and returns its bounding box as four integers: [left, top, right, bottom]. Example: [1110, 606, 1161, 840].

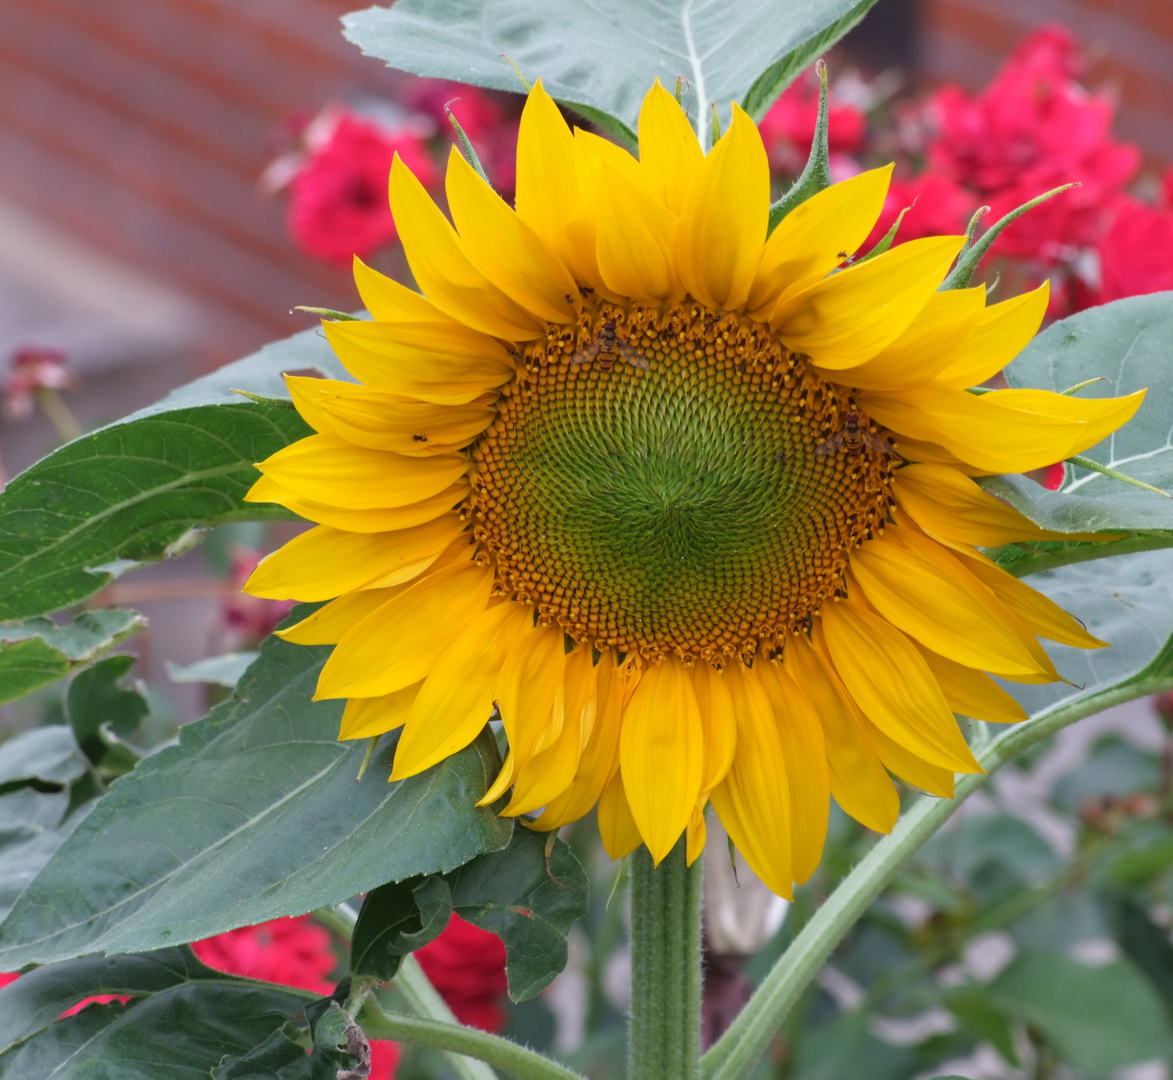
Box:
[1, 912, 510, 1077]
[760, 26, 1172, 316]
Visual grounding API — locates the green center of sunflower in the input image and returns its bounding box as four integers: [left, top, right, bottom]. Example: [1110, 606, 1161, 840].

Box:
[468, 302, 896, 664]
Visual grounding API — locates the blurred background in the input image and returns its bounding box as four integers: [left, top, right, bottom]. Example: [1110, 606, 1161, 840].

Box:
[3, 2, 1173, 1077]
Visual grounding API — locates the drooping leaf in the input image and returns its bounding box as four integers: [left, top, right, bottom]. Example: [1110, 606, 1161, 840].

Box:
[0, 947, 313, 1079]
[0, 610, 145, 704]
[0, 323, 350, 622]
[447, 828, 589, 1001]
[342, 0, 881, 148]
[67, 655, 150, 747]
[984, 293, 1173, 575]
[0, 727, 89, 788]
[351, 830, 589, 1000]
[985, 951, 1173, 1073]
[0, 623, 513, 970]
[0, 789, 73, 923]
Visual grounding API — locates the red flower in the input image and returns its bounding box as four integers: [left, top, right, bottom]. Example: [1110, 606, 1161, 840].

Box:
[759, 72, 867, 174]
[287, 114, 438, 267]
[863, 173, 975, 251]
[927, 26, 1138, 264]
[1040, 462, 1066, 490]
[1093, 196, 1173, 304]
[2, 347, 78, 421]
[224, 547, 295, 645]
[415, 914, 509, 1032]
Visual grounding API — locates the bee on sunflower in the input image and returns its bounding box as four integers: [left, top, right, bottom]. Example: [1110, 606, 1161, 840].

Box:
[244, 80, 1142, 897]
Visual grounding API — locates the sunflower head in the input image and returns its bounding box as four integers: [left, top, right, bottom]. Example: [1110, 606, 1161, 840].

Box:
[245, 80, 1143, 896]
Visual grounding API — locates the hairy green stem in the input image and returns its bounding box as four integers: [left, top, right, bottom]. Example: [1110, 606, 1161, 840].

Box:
[629, 839, 704, 1080]
[701, 670, 1173, 1080]
[359, 1000, 586, 1080]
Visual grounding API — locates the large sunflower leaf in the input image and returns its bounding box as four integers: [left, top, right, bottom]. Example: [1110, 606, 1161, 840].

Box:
[985, 293, 1173, 576]
[0, 947, 313, 1077]
[0, 626, 512, 970]
[0, 789, 74, 924]
[0, 610, 145, 704]
[341, 0, 881, 148]
[0, 324, 349, 622]
[998, 547, 1173, 717]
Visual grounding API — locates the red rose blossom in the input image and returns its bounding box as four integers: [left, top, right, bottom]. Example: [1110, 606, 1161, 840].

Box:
[415, 914, 510, 1032]
[287, 114, 438, 267]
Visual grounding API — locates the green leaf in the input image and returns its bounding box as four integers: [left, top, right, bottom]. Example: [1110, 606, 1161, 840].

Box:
[0, 789, 73, 923]
[446, 829, 589, 1001]
[67, 655, 149, 746]
[945, 988, 1018, 1065]
[351, 876, 453, 982]
[1109, 896, 1173, 1014]
[790, 1012, 916, 1080]
[0, 727, 89, 787]
[0, 323, 351, 622]
[996, 548, 1173, 717]
[351, 830, 589, 1000]
[0, 610, 145, 704]
[341, 0, 881, 149]
[982, 293, 1173, 574]
[0, 625, 513, 970]
[985, 951, 1173, 1073]
[211, 1023, 314, 1079]
[166, 651, 260, 688]
[0, 947, 313, 1079]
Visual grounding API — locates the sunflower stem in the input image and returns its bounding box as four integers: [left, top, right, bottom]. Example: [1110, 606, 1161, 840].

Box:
[700, 659, 1173, 1080]
[628, 839, 704, 1080]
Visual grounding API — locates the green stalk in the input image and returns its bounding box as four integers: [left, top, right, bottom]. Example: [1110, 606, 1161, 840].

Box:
[701, 663, 1173, 1080]
[628, 839, 704, 1080]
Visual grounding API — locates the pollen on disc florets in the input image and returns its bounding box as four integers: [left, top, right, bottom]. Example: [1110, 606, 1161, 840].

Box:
[466, 298, 897, 665]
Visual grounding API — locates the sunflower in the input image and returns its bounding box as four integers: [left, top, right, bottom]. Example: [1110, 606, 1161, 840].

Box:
[245, 80, 1142, 896]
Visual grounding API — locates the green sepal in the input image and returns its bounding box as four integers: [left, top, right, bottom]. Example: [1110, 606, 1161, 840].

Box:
[854, 204, 910, 265]
[445, 99, 492, 185]
[941, 184, 1076, 290]
[766, 60, 830, 235]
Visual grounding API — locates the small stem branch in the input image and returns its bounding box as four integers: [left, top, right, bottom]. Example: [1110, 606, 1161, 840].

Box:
[359, 994, 585, 1080]
[35, 387, 83, 442]
[629, 839, 704, 1080]
[702, 671, 1173, 1080]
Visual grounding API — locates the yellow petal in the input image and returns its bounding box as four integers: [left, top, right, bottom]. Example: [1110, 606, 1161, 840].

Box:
[894, 463, 1067, 547]
[638, 80, 703, 215]
[246, 474, 468, 534]
[515, 80, 583, 273]
[915, 644, 1029, 727]
[819, 598, 982, 774]
[256, 434, 467, 511]
[850, 532, 1046, 677]
[620, 656, 704, 863]
[859, 718, 956, 798]
[598, 769, 643, 860]
[479, 749, 515, 807]
[245, 517, 467, 600]
[389, 154, 543, 340]
[352, 257, 456, 323]
[689, 663, 737, 797]
[747, 165, 893, 318]
[286, 376, 495, 455]
[497, 623, 567, 765]
[446, 147, 581, 324]
[676, 104, 768, 311]
[339, 683, 421, 740]
[783, 633, 898, 835]
[595, 161, 681, 303]
[505, 646, 596, 815]
[771, 235, 966, 369]
[755, 659, 830, 884]
[316, 561, 493, 699]
[277, 585, 408, 646]
[392, 602, 531, 778]
[935, 281, 1049, 388]
[829, 286, 986, 391]
[709, 664, 793, 898]
[532, 654, 628, 830]
[957, 548, 1109, 650]
[686, 804, 707, 866]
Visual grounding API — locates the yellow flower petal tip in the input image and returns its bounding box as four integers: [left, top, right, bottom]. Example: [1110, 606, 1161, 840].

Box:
[247, 79, 1144, 897]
